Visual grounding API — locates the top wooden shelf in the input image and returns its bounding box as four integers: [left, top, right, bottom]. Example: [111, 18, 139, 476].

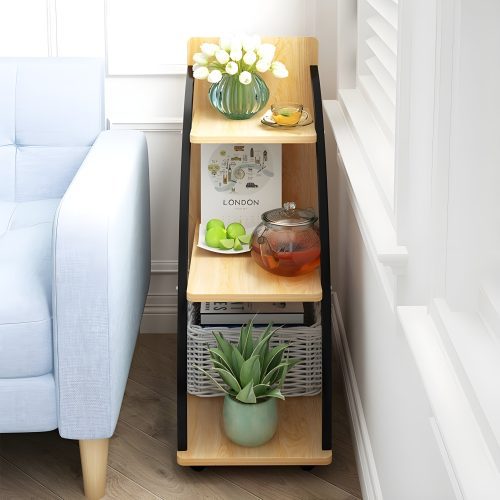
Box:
[188, 37, 318, 144]
[190, 108, 316, 144]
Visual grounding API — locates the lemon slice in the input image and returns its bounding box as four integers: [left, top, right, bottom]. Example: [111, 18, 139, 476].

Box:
[238, 234, 251, 245]
[219, 238, 235, 250]
[226, 222, 246, 240]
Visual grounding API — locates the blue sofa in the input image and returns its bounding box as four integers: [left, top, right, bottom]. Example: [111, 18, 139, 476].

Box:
[0, 58, 151, 499]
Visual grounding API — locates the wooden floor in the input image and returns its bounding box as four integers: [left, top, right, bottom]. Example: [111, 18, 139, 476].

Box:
[0, 335, 361, 500]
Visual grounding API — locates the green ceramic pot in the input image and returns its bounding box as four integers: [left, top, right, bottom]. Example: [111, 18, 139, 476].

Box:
[223, 395, 278, 447]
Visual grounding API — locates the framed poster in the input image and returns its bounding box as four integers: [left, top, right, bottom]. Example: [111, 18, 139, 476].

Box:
[200, 143, 282, 252]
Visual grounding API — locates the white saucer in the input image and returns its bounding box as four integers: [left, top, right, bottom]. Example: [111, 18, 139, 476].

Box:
[261, 109, 313, 128]
[198, 225, 252, 254]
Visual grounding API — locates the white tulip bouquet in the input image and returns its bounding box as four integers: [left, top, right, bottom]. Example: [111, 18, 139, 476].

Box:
[192, 35, 289, 85]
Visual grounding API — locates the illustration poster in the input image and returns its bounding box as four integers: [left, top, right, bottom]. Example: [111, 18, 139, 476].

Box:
[200, 143, 282, 232]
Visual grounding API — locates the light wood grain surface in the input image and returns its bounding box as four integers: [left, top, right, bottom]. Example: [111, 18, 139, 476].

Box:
[0, 334, 361, 500]
[177, 395, 331, 466]
[188, 37, 318, 144]
[188, 144, 201, 258]
[187, 225, 322, 302]
[282, 142, 319, 211]
[79, 438, 109, 500]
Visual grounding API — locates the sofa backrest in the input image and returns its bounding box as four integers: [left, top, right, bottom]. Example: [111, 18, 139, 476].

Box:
[0, 58, 104, 202]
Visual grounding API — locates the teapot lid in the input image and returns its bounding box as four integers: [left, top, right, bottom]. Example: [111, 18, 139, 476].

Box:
[262, 202, 318, 227]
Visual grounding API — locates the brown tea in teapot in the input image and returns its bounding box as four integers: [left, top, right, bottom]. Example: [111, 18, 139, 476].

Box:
[250, 203, 321, 277]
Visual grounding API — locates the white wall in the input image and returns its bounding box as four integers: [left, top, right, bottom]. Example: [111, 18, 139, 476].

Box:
[444, 0, 500, 311]
[0, 0, 318, 332]
[327, 0, 500, 498]
[315, 0, 338, 100]
[330, 153, 456, 500]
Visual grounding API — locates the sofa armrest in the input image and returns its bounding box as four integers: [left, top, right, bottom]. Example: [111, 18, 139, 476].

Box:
[53, 130, 150, 439]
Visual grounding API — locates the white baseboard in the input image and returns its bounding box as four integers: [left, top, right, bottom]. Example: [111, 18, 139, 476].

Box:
[332, 292, 383, 500]
[140, 295, 177, 333]
[140, 291, 177, 333]
[141, 259, 178, 333]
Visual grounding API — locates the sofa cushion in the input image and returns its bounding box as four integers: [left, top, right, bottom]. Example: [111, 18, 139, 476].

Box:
[0, 374, 57, 432]
[0, 58, 104, 202]
[0, 199, 59, 378]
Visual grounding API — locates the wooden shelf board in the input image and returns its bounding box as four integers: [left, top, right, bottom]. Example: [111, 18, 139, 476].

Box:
[190, 108, 317, 144]
[188, 37, 318, 145]
[186, 226, 322, 302]
[177, 395, 332, 466]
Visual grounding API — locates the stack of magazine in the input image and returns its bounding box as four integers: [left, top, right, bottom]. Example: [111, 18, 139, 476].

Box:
[200, 302, 305, 326]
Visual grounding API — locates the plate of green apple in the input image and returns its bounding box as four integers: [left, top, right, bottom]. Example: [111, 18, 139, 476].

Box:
[198, 219, 253, 254]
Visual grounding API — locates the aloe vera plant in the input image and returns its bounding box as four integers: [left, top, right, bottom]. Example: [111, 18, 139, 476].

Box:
[196, 320, 300, 404]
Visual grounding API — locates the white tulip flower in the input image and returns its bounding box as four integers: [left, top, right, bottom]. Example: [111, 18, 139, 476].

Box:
[225, 61, 239, 75]
[219, 36, 232, 51]
[215, 49, 230, 65]
[239, 71, 252, 85]
[230, 37, 242, 52]
[195, 36, 287, 82]
[271, 61, 289, 78]
[256, 58, 271, 73]
[243, 51, 257, 66]
[242, 34, 261, 53]
[193, 52, 208, 65]
[207, 69, 223, 83]
[257, 43, 276, 61]
[230, 49, 243, 62]
[193, 66, 209, 79]
[201, 43, 219, 57]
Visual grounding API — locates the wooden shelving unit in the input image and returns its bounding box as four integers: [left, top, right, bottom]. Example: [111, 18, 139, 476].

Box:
[190, 108, 317, 144]
[187, 225, 322, 302]
[177, 37, 332, 468]
[177, 395, 331, 466]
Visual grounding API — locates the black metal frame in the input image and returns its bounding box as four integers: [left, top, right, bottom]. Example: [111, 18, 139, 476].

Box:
[177, 66, 194, 451]
[176, 64, 332, 454]
[310, 65, 333, 450]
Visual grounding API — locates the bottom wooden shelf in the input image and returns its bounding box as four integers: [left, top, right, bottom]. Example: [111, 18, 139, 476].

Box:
[177, 394, 332, 466]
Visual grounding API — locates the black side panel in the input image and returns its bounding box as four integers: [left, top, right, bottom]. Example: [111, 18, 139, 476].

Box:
[177, 66, 194, 451]
[310, 65, 333, 450]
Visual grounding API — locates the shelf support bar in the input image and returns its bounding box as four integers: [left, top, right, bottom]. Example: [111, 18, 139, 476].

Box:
[177, 65, 194, 452]
[311, 65, 333, 451]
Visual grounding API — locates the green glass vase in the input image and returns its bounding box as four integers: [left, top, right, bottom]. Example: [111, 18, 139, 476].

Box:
[223, 395, 278, 447]
[208, 73, 270, 120]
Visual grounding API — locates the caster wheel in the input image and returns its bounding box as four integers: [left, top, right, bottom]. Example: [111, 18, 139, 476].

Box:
[301, 465, 315, 471]
[191, 466, 206, 472]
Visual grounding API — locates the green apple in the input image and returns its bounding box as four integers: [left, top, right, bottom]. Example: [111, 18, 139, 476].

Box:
[206, 219, 225, 231]
[205, 226, 226, 248]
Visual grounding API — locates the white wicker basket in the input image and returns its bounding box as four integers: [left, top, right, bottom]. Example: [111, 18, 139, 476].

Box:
[187, 302, 322, 397]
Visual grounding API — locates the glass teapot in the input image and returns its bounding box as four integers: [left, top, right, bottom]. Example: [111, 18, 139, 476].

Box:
[250, 202, 321, 277]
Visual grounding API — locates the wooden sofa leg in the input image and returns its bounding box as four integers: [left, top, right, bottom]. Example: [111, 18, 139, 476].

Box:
[79, 438, 109, 500]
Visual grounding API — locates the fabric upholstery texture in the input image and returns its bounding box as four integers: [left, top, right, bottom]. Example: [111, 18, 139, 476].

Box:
[54, 130, 150, 439]
[0, 58, 104, 202]
[0, 374, 57, 433]
[0, 200, 60, 378]
[0, 58, 150, 439]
